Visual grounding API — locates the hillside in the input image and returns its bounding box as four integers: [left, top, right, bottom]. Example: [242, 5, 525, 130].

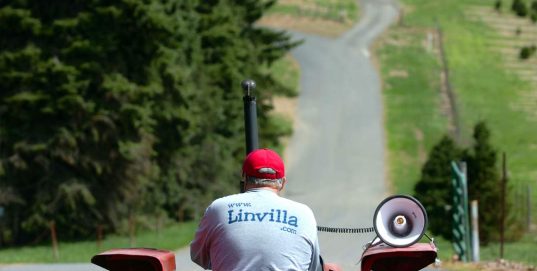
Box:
[376, 0, 536, 266]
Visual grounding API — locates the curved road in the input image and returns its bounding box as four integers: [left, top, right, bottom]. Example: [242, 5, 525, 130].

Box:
[0, 1, 398, 270]
[284, 0, 398, 269]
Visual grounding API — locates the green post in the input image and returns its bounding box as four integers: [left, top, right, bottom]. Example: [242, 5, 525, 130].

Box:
[451, 161, 471, 262]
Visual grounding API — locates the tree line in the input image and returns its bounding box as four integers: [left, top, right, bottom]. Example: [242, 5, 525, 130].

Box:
[414, 122, 524, 245]
[0, 0, 298, 246]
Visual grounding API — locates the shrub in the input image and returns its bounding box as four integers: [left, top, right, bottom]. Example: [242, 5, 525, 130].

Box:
[531, 1, 537, 22]
[414, 135, 461, 241]
[495, 0, 502, 11]
[462, 122, 501, 244]
[512, 0, 529, 17]
[414, 122, 521, 244]
[519, 45, 537, 59]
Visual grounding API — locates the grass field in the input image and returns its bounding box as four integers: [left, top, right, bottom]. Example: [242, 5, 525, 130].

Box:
[0, 221, 197, 263]
[377, 0, 537, 266]
[377, 27, 448, 194]
[263, 54, 301, 97]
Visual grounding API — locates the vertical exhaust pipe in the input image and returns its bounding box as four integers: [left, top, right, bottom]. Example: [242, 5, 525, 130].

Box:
[241, 79, 259, 192]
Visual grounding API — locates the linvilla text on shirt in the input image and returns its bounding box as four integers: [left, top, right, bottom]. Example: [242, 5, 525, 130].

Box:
[227, 208, 298, 227]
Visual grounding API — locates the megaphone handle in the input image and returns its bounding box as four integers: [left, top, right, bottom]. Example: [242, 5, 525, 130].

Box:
[357, 236, 381, 265]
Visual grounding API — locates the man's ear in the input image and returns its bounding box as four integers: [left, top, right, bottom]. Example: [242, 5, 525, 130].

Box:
[279, 177, 287, 191]
[241, 175, 247, 192]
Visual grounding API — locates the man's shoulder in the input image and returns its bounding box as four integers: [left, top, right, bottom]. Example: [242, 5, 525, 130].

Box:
[209, 192, 315, 217]
[210, 193, 245, 207]
[279, 197, 315, 215]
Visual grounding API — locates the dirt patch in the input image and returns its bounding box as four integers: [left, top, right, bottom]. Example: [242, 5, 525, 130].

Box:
[271, 96, 298, 125]
[257, 14, 351, 37]
[271, 96, 298, 164]
[277, 0, 319, 10]
[388, 69, 409, 78]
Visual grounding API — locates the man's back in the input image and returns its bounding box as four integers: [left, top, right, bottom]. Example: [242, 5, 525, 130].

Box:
[190, 188, 321, 271]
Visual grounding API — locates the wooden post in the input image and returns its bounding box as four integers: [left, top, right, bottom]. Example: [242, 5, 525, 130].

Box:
[520, 185, 525, 228]
[398, 9, 405, 27]
[0, 207, 4, 246]
[129, 215, 136, 247]
[155, 214, 162, 237]
[96, 224, 103, 250]
[49, 221, 59, 261]
[0, 223, 3, 247]
[499, 152, 507, 259]
[528, 185, 532, 231]
[178, 207, 185, 222]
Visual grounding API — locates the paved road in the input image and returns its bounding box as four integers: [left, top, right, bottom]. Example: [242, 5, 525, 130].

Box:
[175, 0, 399, 270]
[0, 0, 399, 270]
[283, 0, 398, 269]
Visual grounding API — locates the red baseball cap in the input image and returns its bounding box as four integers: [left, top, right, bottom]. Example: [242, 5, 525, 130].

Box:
[242, 148, 285, 179]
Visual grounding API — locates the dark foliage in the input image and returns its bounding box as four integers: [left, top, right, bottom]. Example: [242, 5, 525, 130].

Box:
[414, 122, 519, 244]
[414, 135, 461, 241]
[512, 0, 528, 17]
[519, 45, 536, 59]
[462, 122, 501, 244]
[0, 0, 297, 245]
[495, 0, 502, 11]
[531, 0, 537, 21]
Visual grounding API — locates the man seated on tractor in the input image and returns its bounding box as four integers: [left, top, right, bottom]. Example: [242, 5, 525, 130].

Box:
[191, 148, 322, 271]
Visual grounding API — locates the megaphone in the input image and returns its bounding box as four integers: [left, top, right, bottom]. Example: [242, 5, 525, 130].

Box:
[373, 195, 427, 248]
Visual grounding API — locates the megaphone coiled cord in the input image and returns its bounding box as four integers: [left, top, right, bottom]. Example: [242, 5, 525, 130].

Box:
[317, 226, 374, 234]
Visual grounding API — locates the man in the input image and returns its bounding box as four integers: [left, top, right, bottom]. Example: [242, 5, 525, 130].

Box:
[191, 148, 322, 271]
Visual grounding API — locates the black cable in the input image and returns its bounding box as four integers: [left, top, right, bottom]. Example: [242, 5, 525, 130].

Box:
[317, 226, 374, 234]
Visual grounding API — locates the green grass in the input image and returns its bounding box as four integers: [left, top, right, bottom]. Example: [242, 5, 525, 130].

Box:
[261, 54, 300, 97]
[480, 232, 537, 266]
[378, 29, 448, 194]
[262, 53, 300, 154]
[0, 221, 197, 263]
[400, 0, 537, 214]
[427, 233, 537, 267]
[378, 0, 537, 266]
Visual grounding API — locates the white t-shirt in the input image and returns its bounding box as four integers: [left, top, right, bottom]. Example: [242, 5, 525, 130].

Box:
[190, 188, 322, 271]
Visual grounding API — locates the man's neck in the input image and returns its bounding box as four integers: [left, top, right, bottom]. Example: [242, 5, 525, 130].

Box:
[245, 186, 280, 195]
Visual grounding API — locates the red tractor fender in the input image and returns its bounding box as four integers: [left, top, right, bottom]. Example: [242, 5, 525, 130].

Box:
[91, 248, 175, 271]
[360, 243, 437, 271]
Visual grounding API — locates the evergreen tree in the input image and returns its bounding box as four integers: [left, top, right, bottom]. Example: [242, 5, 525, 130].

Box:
[0, 0, 195, 242]
[0, 0, 296, 244]
[154, 0, 298, 221]
[414, 135, 461, 241]
[463, 122, 501, 244]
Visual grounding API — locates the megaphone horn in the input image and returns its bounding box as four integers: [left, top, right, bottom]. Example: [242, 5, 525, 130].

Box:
[373, 195, 427, 248]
